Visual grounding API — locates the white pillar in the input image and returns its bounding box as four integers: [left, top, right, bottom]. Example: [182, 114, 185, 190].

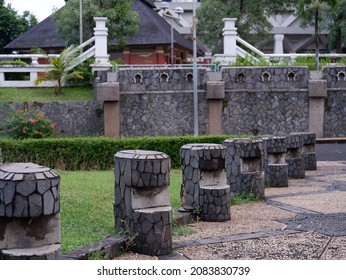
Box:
[91, 17, 112, 72]
[0, 72, 5, 84]
[274, 34, 284, 54]
[222, 18, 238, 64]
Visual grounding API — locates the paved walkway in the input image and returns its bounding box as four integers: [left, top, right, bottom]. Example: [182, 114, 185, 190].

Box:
[159, 160, 346, 260]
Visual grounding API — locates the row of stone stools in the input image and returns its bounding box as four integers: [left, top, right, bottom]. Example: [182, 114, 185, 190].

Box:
[113, 132, 316, 256]
[0, 132, 316, 259]
[180, 132, 316, 222]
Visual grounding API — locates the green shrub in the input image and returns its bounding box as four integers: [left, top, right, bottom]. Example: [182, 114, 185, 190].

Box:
[0, 59, 27, 66]
[72, 59, 94, 85]
[1, 109, 57, 139]
[0, 135, 247, 170]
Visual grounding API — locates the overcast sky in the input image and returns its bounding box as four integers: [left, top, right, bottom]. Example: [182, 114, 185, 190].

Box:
[5, 0, 66, 22]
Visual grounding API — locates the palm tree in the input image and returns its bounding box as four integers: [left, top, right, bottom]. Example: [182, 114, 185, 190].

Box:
[35, 46, 83, 95]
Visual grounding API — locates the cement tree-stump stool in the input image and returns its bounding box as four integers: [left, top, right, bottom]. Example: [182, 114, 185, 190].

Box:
[263, 136, 288, 188]
[114, 150, 172, 256]
[199, 185, 231, 222]
[180, 144, 230, 222]
[293, 132, 317, 170]
[0, 163, 60, 260]
[285, 134, 305, 179]
[224, 138, 265, 199]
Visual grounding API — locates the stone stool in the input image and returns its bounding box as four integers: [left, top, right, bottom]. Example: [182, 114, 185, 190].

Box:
[295, 132, 317, 170]
[285, 134, 305, 178]
[0, 163, 60, 260]
[262, 136, 288, 187]
[224, 138, 265, 199]
[180, 143, 230, 222]
[114, 150, 172, 256]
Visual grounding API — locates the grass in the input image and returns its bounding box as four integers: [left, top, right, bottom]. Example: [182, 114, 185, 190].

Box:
[59, 170, 115, 253]
[231, 192, 261, 205]
[59, 167, 261, 254]
[0, 86, 93, 103]
[59, 168, 183, 253]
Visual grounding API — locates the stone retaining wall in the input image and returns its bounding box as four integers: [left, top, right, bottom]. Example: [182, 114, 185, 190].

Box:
[1, 66, 346, 138]
[0, 101, 104, 137]
[222, 90, 309, 136]
[120, 92, 208, 137]
[222, 67, 309, 90]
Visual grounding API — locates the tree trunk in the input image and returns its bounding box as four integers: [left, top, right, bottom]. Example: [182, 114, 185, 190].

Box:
[314, 8, 320, 70]
[56, 79, 62, 95]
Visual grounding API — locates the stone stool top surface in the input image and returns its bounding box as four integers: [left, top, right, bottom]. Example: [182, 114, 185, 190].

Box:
[0, 163, 50, 174]
[224, 138, 263, 144]
[181, 143, 225, 150]
[0, 163, 58, 181]
[115, 150, 169, 160]
[262, 136, 286, 140]
[291, 132, 316, 144]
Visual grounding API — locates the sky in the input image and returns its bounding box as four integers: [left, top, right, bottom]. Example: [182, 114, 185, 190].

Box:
[5, 0, 66, 22]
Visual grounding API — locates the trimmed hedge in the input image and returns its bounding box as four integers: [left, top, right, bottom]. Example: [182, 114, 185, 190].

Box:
[0, 135, 248, 170]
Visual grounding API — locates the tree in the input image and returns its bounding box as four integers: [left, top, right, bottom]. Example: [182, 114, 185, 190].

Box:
[296, 0, 336, 69]
[34, 46, 83, 95]
[196, 0, 295, 53]
[327, 0, 346, 52]
[53, 0, 139, 47]
[0, 0, 38, 52]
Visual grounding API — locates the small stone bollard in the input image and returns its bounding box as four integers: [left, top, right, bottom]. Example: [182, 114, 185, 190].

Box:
[262, 136, 288, 187]
[180, 143, 230, 222]
[0, 163, 60, 260]
[224, 138, 265, 199]
[295, 132, 317, 170]
[285, 134, 305, 178]
[114, 150, 172, 256]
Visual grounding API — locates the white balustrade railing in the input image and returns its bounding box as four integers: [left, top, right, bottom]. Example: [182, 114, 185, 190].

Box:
[215, 18, 346, 66]
[0, 17, 110, 88]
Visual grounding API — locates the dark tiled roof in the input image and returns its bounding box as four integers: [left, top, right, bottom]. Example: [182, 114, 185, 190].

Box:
[5, 0, 192, 52]
[4, 16, 65, 51]
[123, 0, 192, 50]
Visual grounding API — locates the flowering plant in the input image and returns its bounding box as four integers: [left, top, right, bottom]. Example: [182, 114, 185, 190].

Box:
[1, 109, 57, 139]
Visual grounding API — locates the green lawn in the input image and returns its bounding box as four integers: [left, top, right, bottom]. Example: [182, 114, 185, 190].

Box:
[0, 86, 93, 103]
[59, 168, 182, 253]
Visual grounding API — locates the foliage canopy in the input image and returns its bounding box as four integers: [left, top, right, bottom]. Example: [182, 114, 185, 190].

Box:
[196, 0, 295, 53]
[53, 0, 139, 48]
[0, 0, 38, 52]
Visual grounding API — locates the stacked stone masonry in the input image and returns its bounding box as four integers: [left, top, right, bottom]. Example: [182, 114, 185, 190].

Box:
[285, 134, 305, 179]
[224, 138, 265, 199]
[0, 101, 104, 137]
[263, 136, 288, 188]
[114, 150, 172, 256]
[294, 132, 317, 170]
[2, 66, 346, 137]
[180, 144, 230, 222]
[322, 66, 346, 137]
[199, 186, 231, 222]
[0, 163, 60, 260]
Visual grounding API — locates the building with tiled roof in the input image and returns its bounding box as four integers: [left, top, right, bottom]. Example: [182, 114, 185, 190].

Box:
[4, 0, 194, 64]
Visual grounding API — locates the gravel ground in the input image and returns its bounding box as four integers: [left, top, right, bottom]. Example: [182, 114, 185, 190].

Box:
[176, 232, 330, 260]
[173, 203, 295, 242]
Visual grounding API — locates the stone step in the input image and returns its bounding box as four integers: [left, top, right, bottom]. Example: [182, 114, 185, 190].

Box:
[0, 244, 60, 260]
